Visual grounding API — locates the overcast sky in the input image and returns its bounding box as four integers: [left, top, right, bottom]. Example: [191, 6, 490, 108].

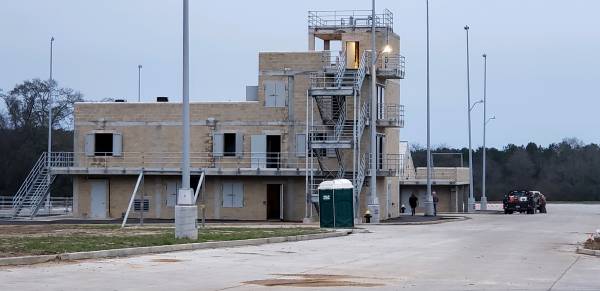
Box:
[1, 0, 599, 148]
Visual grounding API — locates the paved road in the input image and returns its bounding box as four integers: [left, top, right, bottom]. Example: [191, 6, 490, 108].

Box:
[1, 204, 599, 290]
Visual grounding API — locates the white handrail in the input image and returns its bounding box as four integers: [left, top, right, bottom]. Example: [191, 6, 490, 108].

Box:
[193, 171, 205, 204]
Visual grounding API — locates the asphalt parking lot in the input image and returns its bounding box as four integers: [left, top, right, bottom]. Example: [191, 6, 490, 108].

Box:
[1, 204, 598, 290]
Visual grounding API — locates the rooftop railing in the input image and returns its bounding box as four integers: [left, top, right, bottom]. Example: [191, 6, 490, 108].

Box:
[308, 9, 393, 30]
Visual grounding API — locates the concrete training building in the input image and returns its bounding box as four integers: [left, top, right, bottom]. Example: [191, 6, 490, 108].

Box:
[7, 8, 470, 221]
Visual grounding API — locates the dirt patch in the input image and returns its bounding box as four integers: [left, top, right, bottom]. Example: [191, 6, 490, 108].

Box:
[584, 237, 600, 250]
[244, 274, 384, 288]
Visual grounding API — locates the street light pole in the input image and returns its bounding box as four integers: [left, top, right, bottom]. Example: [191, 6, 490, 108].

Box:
[464, 25, 476, 213]
[481, 54, 488, 211]
[138, 65, 142, 102]
[48, 37, 54, 186]
[424, 0, 434, 216]
[368, 0, 380, 222]
[175, 0, 197, 240]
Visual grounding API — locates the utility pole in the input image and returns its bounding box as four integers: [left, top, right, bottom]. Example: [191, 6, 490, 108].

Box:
[465, 25, 475, 213]
[138, 65, 142, 102]
[175, 0, 197, 240]
[424, 0, 435, 216]
[369, 0, 380, 223]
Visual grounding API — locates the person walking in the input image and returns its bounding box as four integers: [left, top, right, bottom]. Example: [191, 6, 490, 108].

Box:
[409, 193, 418, 216]
[432, 191, 439, 216]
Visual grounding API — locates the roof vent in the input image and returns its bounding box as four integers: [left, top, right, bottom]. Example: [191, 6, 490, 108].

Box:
[115, 99, 126, 103]
[156, 97, 169, 102]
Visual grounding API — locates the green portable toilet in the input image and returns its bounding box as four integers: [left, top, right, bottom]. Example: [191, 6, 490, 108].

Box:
[318, 179, 354, 228]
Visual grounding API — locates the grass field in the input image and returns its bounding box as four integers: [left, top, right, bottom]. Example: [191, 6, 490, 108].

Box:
[0, 225, 326, 257]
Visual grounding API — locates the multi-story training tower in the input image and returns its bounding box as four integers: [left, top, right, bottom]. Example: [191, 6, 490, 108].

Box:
[5, 8, 406, 222]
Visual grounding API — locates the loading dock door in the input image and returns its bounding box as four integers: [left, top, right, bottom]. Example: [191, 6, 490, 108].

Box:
[90, 180, 108, 219]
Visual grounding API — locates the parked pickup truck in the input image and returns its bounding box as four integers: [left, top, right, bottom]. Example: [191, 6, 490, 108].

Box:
[503, 190, 539, 214]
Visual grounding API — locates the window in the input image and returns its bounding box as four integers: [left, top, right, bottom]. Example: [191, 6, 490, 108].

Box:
[223, 133, 236, 157]
[213, 133, 243, 157]
[85, 132, 123, 157]
[95, 133, 113, 156]
[264, 80, 287, 107]
[222, 182, 244, 208]
[134, 198, 149, 212]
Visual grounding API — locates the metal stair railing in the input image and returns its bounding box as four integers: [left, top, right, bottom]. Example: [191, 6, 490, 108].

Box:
[333, 97, 347, 140]
[334, 48, 347, 87]
[27, 174, 56, 218]
[354, 50, 371, 91]
[354, 153, 368, 198]
[335, 149, 345, 179]
[11, 152, 48, 213]
[357, 100, 370, 140]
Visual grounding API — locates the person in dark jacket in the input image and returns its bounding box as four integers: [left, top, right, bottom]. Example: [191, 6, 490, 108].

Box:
[409, 193, 418, 216]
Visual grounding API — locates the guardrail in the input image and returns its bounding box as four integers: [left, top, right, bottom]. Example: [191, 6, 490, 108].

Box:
[309, 72, 356, 89]
[0, 196, 72, 215]
[308, 9, 393, 30]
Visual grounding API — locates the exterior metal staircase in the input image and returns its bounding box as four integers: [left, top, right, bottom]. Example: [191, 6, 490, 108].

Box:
[10, 152, 56, 218]
[307, 49, 372, 215]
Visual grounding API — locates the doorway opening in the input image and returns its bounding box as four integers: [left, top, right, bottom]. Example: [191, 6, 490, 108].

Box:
[267, 184, 283, 220]
[266, 135, 281, 168]
[345, 41, 360, 69]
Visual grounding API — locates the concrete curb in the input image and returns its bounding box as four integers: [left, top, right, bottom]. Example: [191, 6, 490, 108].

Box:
[379, 216, 470, 226]
[576, 247, 600, 257]
[0, 230, 349, 267]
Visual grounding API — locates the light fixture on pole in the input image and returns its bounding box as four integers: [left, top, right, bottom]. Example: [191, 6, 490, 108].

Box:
[175, 0, 197, 240]
[368, 0, 380, 223]
[48, 37, 55, 189]
[137, 65, 142, 102]
[424, 0, 435, 216]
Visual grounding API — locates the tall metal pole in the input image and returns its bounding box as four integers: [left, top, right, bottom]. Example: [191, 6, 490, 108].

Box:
[481, 54, 488, 211]
[369, 0, 380, 222]
[138, 65, 142, 102]
[175, 0, 196, 240]
[424, 0, 434, 216]
[465, 25, 475, 213]
[182, 0, 190, 190]
[48, 37, 54, 184]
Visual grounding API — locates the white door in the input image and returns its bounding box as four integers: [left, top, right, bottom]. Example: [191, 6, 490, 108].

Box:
[251, 135, 267, 168]
[90, 180, 108, 218]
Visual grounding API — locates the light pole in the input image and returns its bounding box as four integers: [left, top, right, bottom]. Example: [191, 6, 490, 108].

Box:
[137, 65, 142, 102]
[48, 37, 54, 186]
[424, 0, 435, 216]
[482, 114, 495, 210]
[481, 53, 489, 210]
[175, 0, 197, 240]
[368, 0, 380, 223]
[464, 25, 476, 213]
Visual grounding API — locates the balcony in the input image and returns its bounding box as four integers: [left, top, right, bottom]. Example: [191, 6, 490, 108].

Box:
[377, 104, 405, 128]
[376, 54, 406, 79]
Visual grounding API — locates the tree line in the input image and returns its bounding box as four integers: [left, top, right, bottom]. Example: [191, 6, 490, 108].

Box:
[0, 79, 82, 197]
[411, 139, 600, 201]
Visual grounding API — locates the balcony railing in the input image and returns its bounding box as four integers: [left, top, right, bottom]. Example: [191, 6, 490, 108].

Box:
[377, 54, 406, 79]
[47, 152, 404, 176]
[377, 103, 405, 127]
[308, 9, 393, 30]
